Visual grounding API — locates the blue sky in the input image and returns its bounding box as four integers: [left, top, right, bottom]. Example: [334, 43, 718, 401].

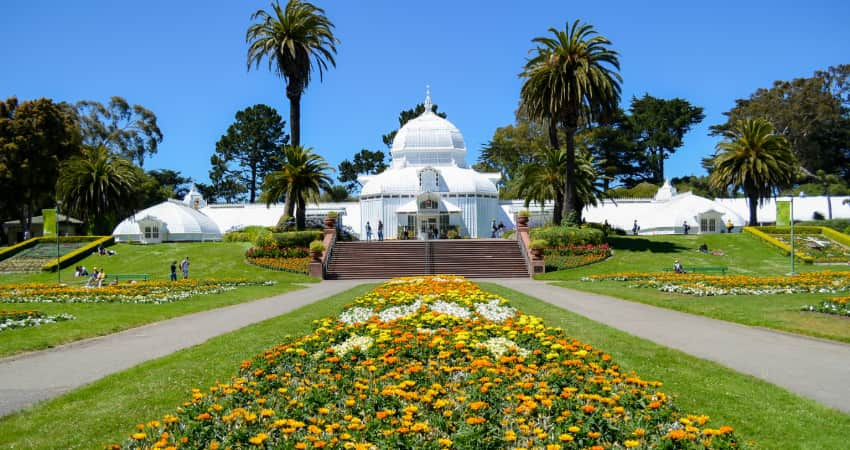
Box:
[2, 0, 849, 188]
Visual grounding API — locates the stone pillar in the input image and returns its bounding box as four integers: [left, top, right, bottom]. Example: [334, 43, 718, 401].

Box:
[517, 224, 545, 276]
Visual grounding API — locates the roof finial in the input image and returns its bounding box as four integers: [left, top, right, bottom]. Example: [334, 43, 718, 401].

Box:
[424, 84, 433, 113]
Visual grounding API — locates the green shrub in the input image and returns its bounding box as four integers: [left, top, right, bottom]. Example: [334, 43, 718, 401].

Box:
[518, 209, 530, 217]
[309, 240, 325, 253]
[326, 211, 339, 219]
[273, 231, 323, 248]
[502, 230, 516, 240]
[223, 232, 251, 242]
[530, 239, 547, 250]
[253, 230, 276, 248]
[530, 226, 605, 246]
[845, 225, 850, 236]
[275, 215, 293, 232]
[447, 229, 459, 239]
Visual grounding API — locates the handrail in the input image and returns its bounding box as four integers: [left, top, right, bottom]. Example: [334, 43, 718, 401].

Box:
[516, 234, 533, 277]
[322, 231, 338, 277]
[424, 240, 432, 274]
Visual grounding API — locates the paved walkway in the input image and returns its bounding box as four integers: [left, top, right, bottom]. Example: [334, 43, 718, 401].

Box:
[0, 280, 365, 418]
[489, 279, 850, 414]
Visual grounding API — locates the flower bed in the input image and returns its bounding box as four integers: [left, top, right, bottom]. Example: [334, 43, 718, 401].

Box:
[0, 279, 276, 305]
[802, 296, 850, 317]
[247, 256, 311, 274]
[544, 243, 611, 271]
[0, 310, 75, 331]
[770, 235, 850, 263]
[583, 272, 850, 296]
[113, 276, 742, 449]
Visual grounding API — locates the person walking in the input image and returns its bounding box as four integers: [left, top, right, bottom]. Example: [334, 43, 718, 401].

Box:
[180, 256, 190, 279]
[683, 221, 690, 235]
[632, 220, 640, 236]
[377, 220, 384, 241]
[170, 260, 178, 281]
[365, 222, 372, 241]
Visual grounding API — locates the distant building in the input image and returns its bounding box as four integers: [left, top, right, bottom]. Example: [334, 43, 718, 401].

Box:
[112, 186, 222, 243]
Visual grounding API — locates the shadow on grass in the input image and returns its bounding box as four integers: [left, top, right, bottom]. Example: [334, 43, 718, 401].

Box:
[608, 236, 688, 253]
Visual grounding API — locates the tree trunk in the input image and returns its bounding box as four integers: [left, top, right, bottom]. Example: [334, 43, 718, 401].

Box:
[283, 192, 294, 220]
[826, 186, 833, 220]
[747, 195, 758, 226]
[296, 195, 306, 230]
[287, 85, 302, 148]
[547, 121, 563, 225]
[562, 127, 579, 226]
[657, 149, 665, 183]
[249, 165, 257, 204]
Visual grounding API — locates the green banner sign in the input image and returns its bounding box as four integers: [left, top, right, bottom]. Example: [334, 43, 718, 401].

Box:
[775, 200, 791, 226]
[42, 208, 57, 236]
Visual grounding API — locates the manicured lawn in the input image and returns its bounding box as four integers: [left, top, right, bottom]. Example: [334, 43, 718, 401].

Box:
[0, 242, 315, 357]
[539, 233, 850, 342]
[1, 282, 847, 449]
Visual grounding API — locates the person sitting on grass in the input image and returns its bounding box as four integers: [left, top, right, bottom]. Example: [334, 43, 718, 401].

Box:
[673, 259, 686, 274]
[698, 243, 708, 253]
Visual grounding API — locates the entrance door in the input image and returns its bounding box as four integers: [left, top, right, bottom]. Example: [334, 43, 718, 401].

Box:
[419, 216, 438, 240]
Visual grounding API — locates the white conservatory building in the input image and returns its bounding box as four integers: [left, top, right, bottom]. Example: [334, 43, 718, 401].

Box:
[357, 91, 501, 239]
[112, 186, 222, 243]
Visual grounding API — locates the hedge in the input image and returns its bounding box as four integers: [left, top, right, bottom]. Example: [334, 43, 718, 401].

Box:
[743, 227, 814, 264]
[273, 231, 323, 248]
[754, 225, 823, 235]
[822, 227, 850, 248]
[42, 235, 114, 272]
[0, 238, 40, 262]
[530, 226, 605, 246]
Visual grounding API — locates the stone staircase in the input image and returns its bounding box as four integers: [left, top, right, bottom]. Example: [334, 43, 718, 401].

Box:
[325, 239, 529, 279]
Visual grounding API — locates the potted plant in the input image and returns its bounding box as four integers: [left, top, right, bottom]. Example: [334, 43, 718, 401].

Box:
[324, 211, 338, 229]
[309, 240, 325, 261]
[529, 239, 547, 259]
[517, 210, 530, 227]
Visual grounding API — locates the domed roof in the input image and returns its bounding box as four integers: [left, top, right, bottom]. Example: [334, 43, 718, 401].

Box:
[390, 89, 467, 168]
[360, 166, 498, 197]
[113, 200, 222, 241]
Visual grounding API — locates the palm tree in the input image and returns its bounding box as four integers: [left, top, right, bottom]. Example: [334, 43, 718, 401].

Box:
[520, 20, 621, 225]
[247, 0, 338, 148]
[262, 145, 333, 230]
[57, 145, 140, 234]
[709, 118, 797, 225]
[516, 146, 566, 220]
[516, 146, 602, 224]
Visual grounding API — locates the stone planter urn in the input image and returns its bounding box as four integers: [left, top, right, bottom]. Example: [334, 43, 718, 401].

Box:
[310, 250, 322, 261]
[530, 247, 544, 259]
[517, 215, 529, 227]
[323, 218, 336, 229]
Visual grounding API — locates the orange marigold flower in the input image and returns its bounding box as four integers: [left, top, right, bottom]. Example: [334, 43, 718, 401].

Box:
[582, 404, 596, 414]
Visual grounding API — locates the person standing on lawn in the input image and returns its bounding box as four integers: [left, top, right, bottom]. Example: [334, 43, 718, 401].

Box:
[170, 260, 178, 281]
[180, 257, 190, 279]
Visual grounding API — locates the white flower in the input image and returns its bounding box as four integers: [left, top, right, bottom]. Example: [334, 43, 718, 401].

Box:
[339, 307, 374, 325]
[480, 337, 530, 359]
[475, 300, 516, 323]
[429, 300, 471, 319]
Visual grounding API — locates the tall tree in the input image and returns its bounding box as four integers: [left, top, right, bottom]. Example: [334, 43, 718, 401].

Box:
[520, 20, 622, 225]
[214, 104, 289, 202]
[813, 169, 841, 219]
[247, 0, 339, 148]
[709, 118, 797, 225]
[207, 155, 249, 203]
[76, 96, 162, 167]
[146, 169, 193, 199]
[475, 112, 544, 194]
[337, 149, 387, 192]
[711, 64, 850, 180]
[57, 146, 141, 234]
[516, 145, 566, 217]
[629, 94, 704, 183]
[0, 97, 80, 236]
[261, 145, 333, 230]
[583, 107, 645, 190]
[382, 103, 447, 149]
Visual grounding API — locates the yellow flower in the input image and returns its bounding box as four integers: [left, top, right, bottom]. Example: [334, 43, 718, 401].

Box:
[624, 440, 640, 448]
[131, 433, 146, 440]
